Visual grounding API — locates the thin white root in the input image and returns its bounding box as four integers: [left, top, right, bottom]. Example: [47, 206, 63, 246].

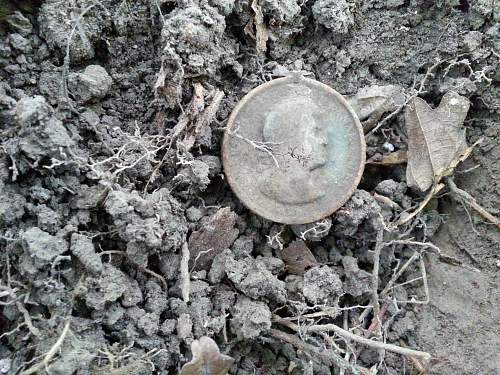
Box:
[20, 320, 71, 375]
[180, 242, 190, 303]
[16, 302, 41, 338]
[228, 126, 281, 168]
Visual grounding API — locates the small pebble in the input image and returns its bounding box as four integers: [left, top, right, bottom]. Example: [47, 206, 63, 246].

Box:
[0, 358, 11, 374]
[383, 142, 395, 152]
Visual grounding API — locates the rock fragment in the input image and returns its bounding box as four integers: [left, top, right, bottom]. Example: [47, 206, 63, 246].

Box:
[188, 207, 239, 270]
[80, 264, 128, 310]
[226, 256, 287, 304]
[303, 265, 343, 307]
[0, 191, 26, 226]
[230, 295, 271, 339]
[312, 0, 354, 34]
[3, 96, 74, 172]
[334, 190, 382, 236]
[70, 233, 103, 274]
[38, 0, 107, 62]
[342, 256, 372, 297]
[7, 11, 33, 36]
[8, 33, 31, 54]
[21, 227, 68, 269]
[68, 65, 113, 103]
[282, 240, 318, 275]
[260, 0, 301, 23]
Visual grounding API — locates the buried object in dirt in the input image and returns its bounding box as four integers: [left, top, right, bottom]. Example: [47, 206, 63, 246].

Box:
[222, 74, 365, 224]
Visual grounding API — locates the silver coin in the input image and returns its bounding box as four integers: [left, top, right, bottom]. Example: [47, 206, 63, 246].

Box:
[222, 74, 365, 224]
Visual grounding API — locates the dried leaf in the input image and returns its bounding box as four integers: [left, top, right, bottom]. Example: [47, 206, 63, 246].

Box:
[179, 336, 234, 375]
[282, 240, 318, 275]
[194, 89, 225, 148]
[347, 85, 405, 121]
[250, 0, 268, 54]
[405, 91, 470, 191]
[243, 19, 255, 39]
[154, 46, 184, 107]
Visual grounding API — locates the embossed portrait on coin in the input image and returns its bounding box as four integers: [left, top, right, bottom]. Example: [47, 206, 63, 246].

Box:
[258, 96, 330, 205]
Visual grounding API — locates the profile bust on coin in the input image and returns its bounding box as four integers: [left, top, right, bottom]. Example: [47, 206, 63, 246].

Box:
[222, 74, 365, 224]
[259, 95, 329, 205]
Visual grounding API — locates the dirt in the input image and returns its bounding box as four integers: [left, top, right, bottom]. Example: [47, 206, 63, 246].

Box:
[0, 0, 498, 374]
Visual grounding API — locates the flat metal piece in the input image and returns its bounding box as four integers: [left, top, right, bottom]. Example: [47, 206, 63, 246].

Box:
[222, 75, 366, 224]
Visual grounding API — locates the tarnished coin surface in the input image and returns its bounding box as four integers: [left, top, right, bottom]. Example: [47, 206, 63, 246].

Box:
[222, 74, 365, 224]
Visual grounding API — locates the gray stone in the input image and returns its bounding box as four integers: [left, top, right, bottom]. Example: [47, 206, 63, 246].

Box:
[15, 95, 52, 127]
[3, 96, 74, 167]
[68, 65, 113, 103]
[385, 0, 405, 8]
[8, 33, 31, 54]
[342, 256, 372, 297]
[21, 227, 68, 269]
[0, 192, 26, 226]
[160, 319, 177, 335]
[70, 233, 103, 274]
[7, 11, 33, 36]
[462, 31, 483, 52]
[138, 312, 160, 335]
[226, 256, 287, 304]
[38, 0, 107, 62]
[303, 265, 343, 306]
[230, 295, 271, 339]
[36, 205, 60, 233]
[312, 0, 354, 34]
[82, 264, 128, 310]
[260, 0, 301, 23]
[186, 206, 204, 222]
[231, 235, 253, 259]
[122, 277, 143, 307]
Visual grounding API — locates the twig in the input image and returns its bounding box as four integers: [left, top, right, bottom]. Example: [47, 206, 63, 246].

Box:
[20, 320, 71, 375]
[371, 227, 384, 337]
[381, 251, 420, 300]
[367, 58, 445, 136]
[365, 304, 388, 338]
[395, 183, 444, 227]
[373, 193, 402, 210]
[276, 320, 431, 361]
[267, 329, 369, 374]
[389, 239, 441, 254]
[277, 317, 345, 354]
[0, 322, 27, 339]
[16, 302, 41, 338]
[0, 234, 17, 242]
[339, 311, 350, 375]
[139, 267, 167, 290]
[280, 305, 371, 321]
[360, 239, 438, 323]
[446, 177, 500, 229]
[180, 242, 190, 303]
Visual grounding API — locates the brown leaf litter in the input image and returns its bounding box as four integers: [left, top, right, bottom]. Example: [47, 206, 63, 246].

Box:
[179, 336, 234, 375]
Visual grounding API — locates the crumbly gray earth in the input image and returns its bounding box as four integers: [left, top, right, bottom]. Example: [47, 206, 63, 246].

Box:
[0, 0, 498, 374]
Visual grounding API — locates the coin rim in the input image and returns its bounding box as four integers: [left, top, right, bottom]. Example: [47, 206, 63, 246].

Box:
[222, 75, 366, 224]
